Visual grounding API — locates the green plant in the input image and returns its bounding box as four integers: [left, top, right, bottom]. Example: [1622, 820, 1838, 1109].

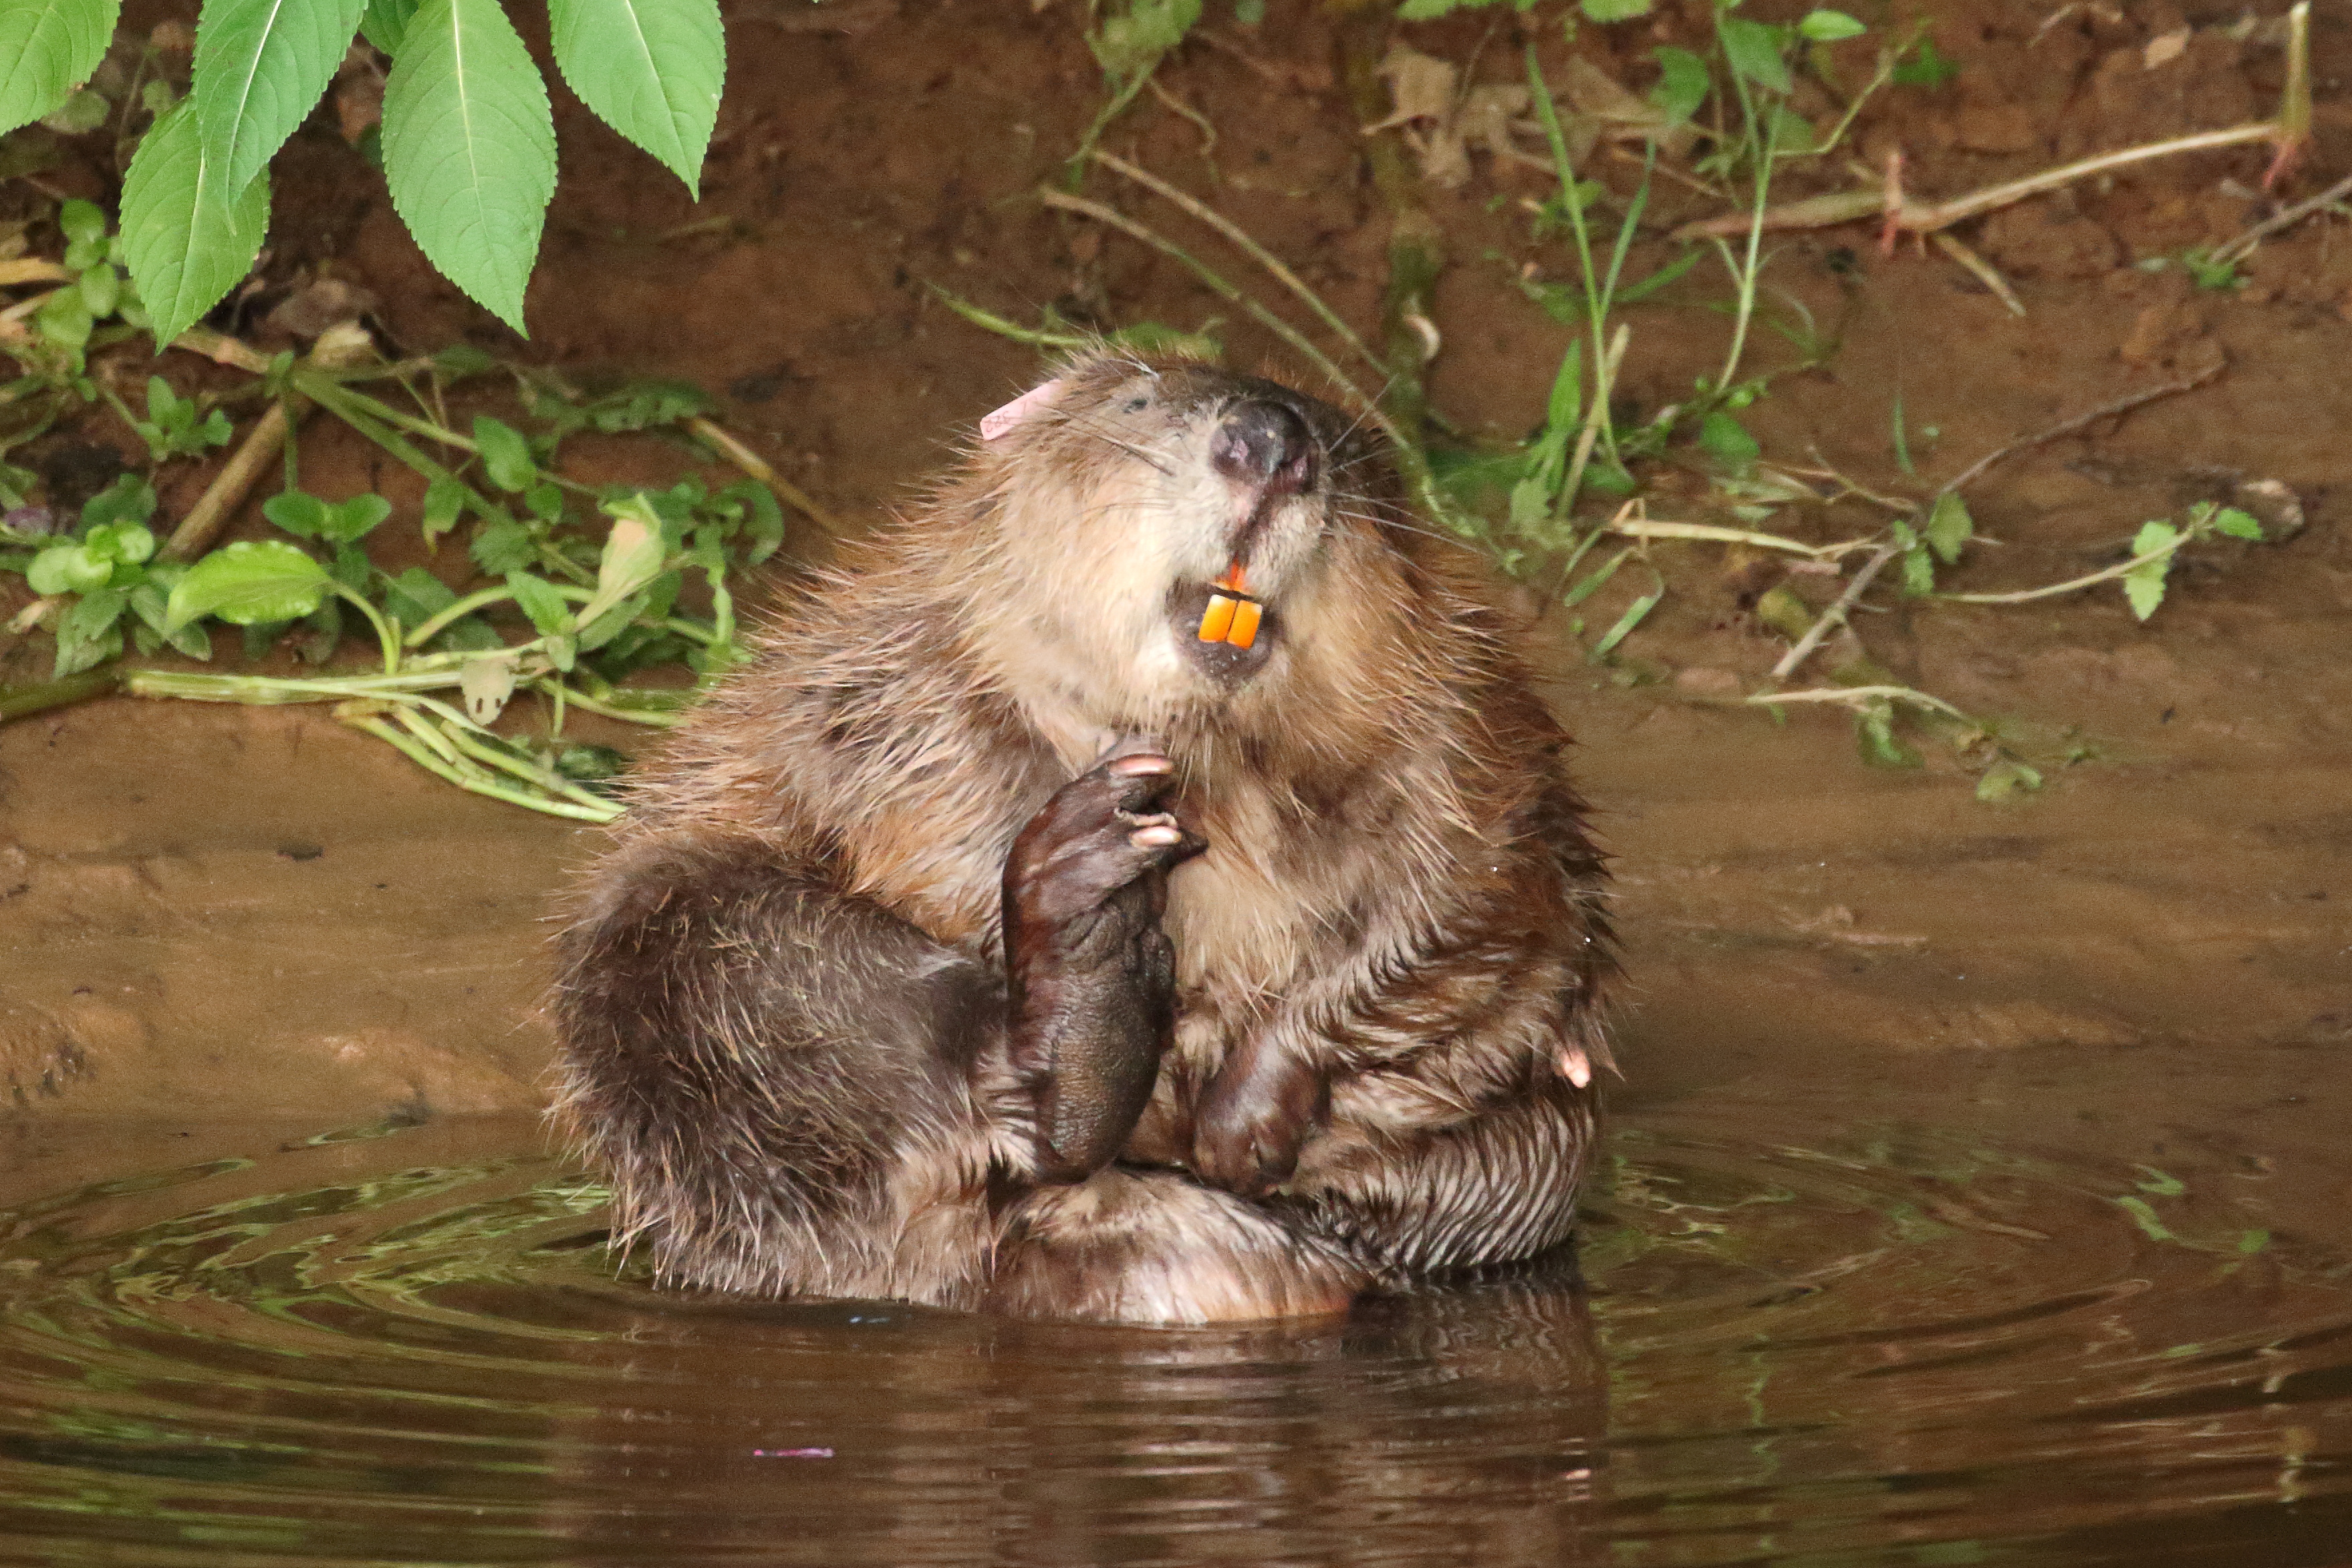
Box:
[0, 0, 723, 342]
[0, 201, 805, 817]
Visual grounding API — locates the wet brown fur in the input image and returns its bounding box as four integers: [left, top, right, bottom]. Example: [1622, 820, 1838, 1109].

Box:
[551, 351, 1614, 1324]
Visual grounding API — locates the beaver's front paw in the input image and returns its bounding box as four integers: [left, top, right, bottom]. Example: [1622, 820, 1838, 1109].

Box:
[1003, 753, 1206, 1182]
[1190, 1045, 1327, 1198]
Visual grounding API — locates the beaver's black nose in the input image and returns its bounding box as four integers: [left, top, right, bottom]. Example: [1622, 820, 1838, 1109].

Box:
[1210, 400, 1317, 495]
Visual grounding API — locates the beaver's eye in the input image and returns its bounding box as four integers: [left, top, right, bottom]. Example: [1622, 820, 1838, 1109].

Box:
[1124, 395, 1150, 413]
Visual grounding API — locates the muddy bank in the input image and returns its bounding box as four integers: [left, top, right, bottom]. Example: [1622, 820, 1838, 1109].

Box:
[2, 0, 2350, 1120]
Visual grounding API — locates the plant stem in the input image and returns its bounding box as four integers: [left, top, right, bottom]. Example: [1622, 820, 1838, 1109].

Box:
[163, 398, 301, 561]
[1744, 683, 1972, 721]
[1771, 538, 1902, 682]
[1714, 67, 1781, 396]
[0, 665, 120, 719]
[686, 417, 841, 535]
[334, 584, 404, 674]
[1936, 537, 2186, 606]
[340, 712, 618, 821]
[1091, 151, 1386, 383]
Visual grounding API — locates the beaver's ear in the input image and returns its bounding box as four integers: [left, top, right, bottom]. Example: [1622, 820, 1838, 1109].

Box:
[980, 379, 1065, 442]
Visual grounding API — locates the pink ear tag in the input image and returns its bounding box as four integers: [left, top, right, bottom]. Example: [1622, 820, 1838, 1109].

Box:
[981, 380, 1063, 441]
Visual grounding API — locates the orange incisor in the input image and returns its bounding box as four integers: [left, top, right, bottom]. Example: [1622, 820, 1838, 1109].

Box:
[1197, 562, 1263, 650]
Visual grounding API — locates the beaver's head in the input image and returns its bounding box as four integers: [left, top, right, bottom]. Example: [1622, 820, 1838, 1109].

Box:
[965, 351, 1422, 729]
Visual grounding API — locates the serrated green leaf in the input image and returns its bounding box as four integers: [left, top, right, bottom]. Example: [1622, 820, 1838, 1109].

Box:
[380, 0, 555, 335]
[549, 0, 723, 199]
[473, 415, 535, 490]
[1797, 9, 1865, 42]
[1900, 544, 1934, 596]
[469, 517, 535, 574]
[2211, 506, 2264, 541]
[1718, 17, 1791, 94]
[1579, 0, 1650, 21]
[118, 99, 271, 348]
[2122, 521, 2178, 621]
[358, 0, 415, 52]
[0, 0, 117, 137]
[192, 0, 368, 199]
[164, 539, 330, 630]
[1924, 491, 1972, 563]
[505, 569, 571, 635]
[53, 587, 123, 676]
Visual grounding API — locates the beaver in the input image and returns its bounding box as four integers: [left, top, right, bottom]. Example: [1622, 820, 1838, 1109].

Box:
[550, 350, 1614, 1325]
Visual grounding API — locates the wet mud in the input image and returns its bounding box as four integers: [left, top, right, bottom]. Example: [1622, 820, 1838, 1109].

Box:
[3, 1, 2351, 1560]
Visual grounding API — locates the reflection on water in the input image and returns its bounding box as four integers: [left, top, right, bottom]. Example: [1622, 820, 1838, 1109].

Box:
[3, 1079, 2349, 1566]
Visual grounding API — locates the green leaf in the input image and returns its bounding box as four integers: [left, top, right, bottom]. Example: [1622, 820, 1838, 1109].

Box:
[77, 261, 118, 317]
[1900, 543, 1934, 596]
[192, 0, 369, 199]
[0, 0, 118, 137]
[2122, 521, 2178, 621]
[1091, 0, 1202, 78]
[380, 0, 556, 335]
[473, 414, 536, 491]
[1856, 704, 1922, 769]
[1718, 17, 1792, 94]
[1924, 491, 1972, 563]
[1650, 47, 1710, 128]
[359, 0, 416, 52]
[1579, 0, 1650, 20]
[57, 197, 104, 244]
[53, 587, 124, 676]
[1697, 410, 1758, 472]
[729, 481, 785, 564]
[118, 99, 272, 348]
[82, 473, 157, 529]
[2211, 506, 2264, 541]
[330, 541, 370, 592]
[84, 521, 154, 564]
[262, 489, 331, 537]
[1891, 36, 1957, 88]
[549, 0, 723, 199]
[421, 473, 468, 541]
[130, 579, 213, 659]
[1796, 9, 1865, 42]
[39, 82, 105, 131]
[36, 285, 90, 346]
[317, 493, 392, 543]
[382, 565, 456, 622]
[505, 569, 571, 635]
[579, 500, 665, 622]
[27, 541, 109, 594]
[469, 517, 536, 574]
[164, 539, 330, 630]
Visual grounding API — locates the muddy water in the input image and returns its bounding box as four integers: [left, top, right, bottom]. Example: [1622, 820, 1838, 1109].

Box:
[5, 1039, 2350, 1567]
